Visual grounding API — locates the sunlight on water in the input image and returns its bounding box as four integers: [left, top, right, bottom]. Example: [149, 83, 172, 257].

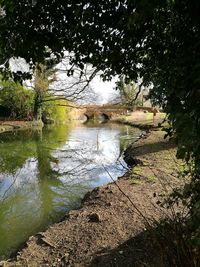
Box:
[0, 123, 141, 259]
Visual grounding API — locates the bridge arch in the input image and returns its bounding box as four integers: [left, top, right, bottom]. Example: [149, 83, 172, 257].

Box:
[98, 113, 110, 122]
[78, 104, 128, 122]
[78, 113, 90, 122]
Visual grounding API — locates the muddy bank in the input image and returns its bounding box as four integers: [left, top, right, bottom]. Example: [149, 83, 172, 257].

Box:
[1, 126, 183, 267]
[0, 120, 44, 134]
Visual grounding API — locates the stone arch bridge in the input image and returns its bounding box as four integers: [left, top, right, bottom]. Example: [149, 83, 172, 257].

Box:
[79, 104, 129, 121]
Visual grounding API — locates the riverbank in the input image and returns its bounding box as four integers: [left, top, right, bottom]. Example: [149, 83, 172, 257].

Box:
[0, 111, 166, 134]
[0, 120, 43, 133]
[111, 111, 166, 129]
[1, 123, 184, 267]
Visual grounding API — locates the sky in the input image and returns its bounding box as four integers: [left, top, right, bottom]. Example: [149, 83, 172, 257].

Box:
[9, 57, 119, 104]
[90, 76, 119, 104]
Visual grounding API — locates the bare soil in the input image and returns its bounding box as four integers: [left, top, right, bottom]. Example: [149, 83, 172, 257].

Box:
[1, 128, 183, 267]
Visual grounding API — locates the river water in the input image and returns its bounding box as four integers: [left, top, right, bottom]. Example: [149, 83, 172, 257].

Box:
[0, 123, 141, 259]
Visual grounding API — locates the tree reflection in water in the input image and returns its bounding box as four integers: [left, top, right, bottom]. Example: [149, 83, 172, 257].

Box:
[0, 124, 140, 259]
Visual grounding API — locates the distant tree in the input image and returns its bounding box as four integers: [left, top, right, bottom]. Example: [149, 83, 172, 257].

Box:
[0, 78, 34, 119]
[116, 78, 142, 107]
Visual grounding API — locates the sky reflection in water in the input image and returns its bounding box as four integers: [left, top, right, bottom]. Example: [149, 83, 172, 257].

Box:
[0, 123, 140, 259]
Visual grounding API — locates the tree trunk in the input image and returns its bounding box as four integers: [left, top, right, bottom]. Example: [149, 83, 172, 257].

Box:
[33, 91, 42, 120]
[33, 63, 46, 121]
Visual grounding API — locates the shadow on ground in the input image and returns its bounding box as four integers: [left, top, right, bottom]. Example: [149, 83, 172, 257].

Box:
[89, 230, 160, 267]
[130, 141, 176, 157]
[88, 219, 195, 267]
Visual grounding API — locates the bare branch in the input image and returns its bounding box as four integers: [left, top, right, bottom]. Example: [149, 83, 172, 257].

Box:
[132, 81, 144, 103]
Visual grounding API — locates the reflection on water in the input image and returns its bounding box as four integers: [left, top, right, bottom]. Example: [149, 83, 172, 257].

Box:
[0, 123, 140, 259]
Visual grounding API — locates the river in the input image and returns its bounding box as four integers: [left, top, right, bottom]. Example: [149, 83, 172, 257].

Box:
[0, 122, 141, 259]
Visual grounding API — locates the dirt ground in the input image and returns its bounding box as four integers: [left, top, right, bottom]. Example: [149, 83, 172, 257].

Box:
[1, 128, 184, 267]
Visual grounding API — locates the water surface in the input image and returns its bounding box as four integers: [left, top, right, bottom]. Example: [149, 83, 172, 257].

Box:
[0, 123, 140, 259]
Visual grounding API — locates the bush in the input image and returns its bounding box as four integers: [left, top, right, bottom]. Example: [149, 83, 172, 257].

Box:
[0, 79, 34, 119]
[42, 98, 70, 124]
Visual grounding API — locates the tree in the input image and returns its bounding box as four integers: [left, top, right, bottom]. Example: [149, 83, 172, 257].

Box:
[115, 78, 142, 107]
[30, 57, 99, 120]
[46, 55, 99, 104]
[33, 64, 48, 120]
[6, 55, 100, 121]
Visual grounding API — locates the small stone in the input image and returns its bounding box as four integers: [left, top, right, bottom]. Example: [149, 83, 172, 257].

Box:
[88, 213, 101, 222]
